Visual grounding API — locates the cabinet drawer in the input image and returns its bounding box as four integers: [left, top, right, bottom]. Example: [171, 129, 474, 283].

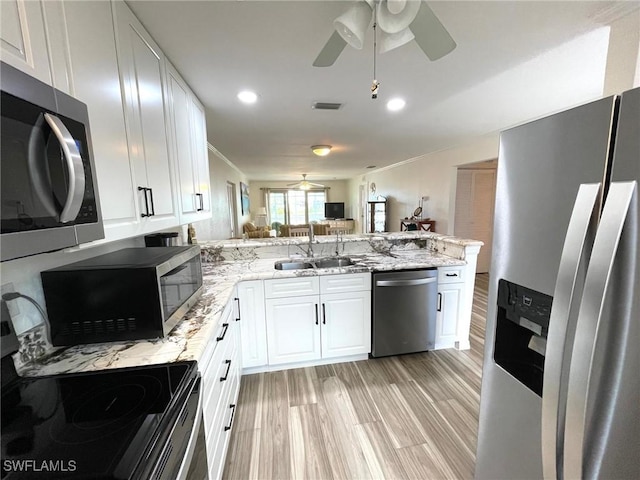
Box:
[320, 273, 371, 294]
[438, 266, 465, 284]
[264, 276, 319, 298]
[203, 326, 239, 424]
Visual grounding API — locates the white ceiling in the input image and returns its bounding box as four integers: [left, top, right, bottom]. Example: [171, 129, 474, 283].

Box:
[126, 1, 637, 181]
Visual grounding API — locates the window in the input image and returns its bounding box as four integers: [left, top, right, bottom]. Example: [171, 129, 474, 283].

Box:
[266, 189, 327, 225]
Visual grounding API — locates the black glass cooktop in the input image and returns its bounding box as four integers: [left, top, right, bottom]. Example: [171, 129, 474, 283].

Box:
[1, 361, 197, 479]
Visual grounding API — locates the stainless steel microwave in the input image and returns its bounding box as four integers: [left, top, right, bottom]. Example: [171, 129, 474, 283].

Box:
[1, 62, 104, 261]
[41, 246, 203, 346]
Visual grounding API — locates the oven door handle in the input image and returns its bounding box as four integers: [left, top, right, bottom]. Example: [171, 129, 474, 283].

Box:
[176, 375, 203, 480]
[43, 113, 86, 223]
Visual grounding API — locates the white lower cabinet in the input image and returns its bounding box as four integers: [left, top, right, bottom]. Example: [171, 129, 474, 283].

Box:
[237, 280, 268, 368]
[321, 291, 371, 358]
[435, 267, 465, 350]
[198, 292, 241, 480]
[266, 295, 322, 365]
[262, 273, 372, 368]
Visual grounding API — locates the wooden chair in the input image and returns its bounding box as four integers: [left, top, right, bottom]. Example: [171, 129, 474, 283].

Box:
[288, 227, 309, 237]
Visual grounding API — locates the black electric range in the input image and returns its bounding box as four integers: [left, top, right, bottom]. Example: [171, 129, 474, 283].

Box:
[1, 312, 200, 480]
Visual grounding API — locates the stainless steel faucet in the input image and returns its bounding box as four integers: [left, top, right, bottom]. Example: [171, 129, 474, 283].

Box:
[307, 223, 315, 257]
[334, 230, 342, 256]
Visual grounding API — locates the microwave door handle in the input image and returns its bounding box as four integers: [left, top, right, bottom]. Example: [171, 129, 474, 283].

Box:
[43, 113, 85, 223]
[27, 113, 58, 218]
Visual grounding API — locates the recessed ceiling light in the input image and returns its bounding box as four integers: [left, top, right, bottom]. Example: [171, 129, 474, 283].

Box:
[387, 98, 406, 112]
[237, 90, 258, 104]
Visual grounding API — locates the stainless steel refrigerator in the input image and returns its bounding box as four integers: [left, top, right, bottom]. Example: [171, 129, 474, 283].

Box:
[476, 87, 639, 479]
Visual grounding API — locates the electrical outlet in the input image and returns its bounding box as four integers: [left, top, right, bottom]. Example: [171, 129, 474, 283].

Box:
[1, 283, 20, 317]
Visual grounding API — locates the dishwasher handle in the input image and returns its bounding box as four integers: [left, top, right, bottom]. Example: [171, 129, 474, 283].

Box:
[375, 277, 437, 287]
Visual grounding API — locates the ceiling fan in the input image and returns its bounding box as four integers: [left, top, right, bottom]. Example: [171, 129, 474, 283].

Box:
[287, 174, 325, 190]
[313, 0, 456, 67]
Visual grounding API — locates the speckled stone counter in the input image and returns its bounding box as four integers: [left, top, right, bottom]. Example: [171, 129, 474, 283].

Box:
[16, 232, 481, 377]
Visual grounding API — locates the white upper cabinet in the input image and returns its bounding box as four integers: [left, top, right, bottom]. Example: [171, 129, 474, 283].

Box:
[189, 96, 211, 218]
[112, 0, 178, 232]
[166, 61, 211, 223]
[61, 1, 138, 240]
[1, 0, 52, 84]
[2, 0, 209, 243]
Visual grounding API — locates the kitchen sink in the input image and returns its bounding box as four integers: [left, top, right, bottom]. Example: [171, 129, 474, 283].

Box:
[311, 257, 355, 268]
[274, 260, 314, 270]
[274, 257, 355, 270]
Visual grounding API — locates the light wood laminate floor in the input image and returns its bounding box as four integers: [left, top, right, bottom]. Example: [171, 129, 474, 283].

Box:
[223, 274, 489, 480]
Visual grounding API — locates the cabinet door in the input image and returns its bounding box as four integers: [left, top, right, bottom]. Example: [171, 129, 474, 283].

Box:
[265, 295, 321, 365]
[435, 283, 463, 349]
[321, 291, 371, 358]
[62, 1, 139, 240]
[190, 96, 211, 216]
[237, 281, 268, 369]
[166, 62, 197, 218]
[1, 0, 51, 84]
[113, 1, 178, 229]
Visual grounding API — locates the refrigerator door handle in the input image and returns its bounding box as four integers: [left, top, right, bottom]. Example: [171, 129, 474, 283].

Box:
[541, 183, 601, 480]
[564, 181, 637, 480]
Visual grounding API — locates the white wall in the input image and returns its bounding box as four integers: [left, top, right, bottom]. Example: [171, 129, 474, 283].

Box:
[192, 146, 249, 240]
[349, 135, 499, 235]
[603, 8, 640, 95]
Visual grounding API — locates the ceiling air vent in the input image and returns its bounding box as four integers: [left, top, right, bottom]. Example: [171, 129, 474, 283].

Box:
[312, 102, 342, 110]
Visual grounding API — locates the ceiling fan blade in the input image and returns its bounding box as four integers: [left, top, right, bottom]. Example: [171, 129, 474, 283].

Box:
[410, 1, 456, 61]
[313, 30, 347, 67]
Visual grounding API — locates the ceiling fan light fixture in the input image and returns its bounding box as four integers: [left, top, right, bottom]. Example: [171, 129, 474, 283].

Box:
[333, 2, 372, 50]
[378, 27, 414, 53]
[311, 145, 332, 157]
[377, 0, 420, 34]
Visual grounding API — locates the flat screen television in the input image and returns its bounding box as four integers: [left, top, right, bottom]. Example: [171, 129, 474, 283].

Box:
[324, 202, 345, 219]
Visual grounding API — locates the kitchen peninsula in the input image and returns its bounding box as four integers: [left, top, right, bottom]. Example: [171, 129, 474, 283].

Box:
[16, 232, 481, 378]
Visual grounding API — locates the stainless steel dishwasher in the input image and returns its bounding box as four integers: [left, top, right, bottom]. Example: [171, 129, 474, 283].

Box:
[371, 269, 438, 357]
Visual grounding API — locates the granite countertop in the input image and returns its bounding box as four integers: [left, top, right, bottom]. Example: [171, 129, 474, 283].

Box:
[17, 247, 466, 377]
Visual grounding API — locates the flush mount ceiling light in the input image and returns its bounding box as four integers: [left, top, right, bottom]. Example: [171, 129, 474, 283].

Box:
[311, 145, 332, 157]
[387, 98, 406, 111]
[237, 90, 258, 104]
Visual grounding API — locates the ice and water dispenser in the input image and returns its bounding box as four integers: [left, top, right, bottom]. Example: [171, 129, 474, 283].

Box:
[494, 279, 553, 396]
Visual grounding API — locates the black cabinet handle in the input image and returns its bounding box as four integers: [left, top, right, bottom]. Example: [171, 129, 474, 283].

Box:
[148, 187, 155, 216]
[138, 186, 156, 217]
[220, 359, 232, 382]
[138, 186, 150, 217]
[196, 193, 204, 211]
[234, 297, 241, 321]
[315, 304, 319, 325]
[224, 404, 236, 431]
[437, 293, 442, 312]
[216, 323, 229, 341]
[322, 303, 326, 324]
[445, 273, 458, 277]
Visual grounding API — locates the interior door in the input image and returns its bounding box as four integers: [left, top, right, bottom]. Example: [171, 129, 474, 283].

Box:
[454, 166, 497, 273]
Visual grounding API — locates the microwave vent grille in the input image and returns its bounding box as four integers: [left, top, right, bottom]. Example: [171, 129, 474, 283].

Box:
[64, 318, 138, 337]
